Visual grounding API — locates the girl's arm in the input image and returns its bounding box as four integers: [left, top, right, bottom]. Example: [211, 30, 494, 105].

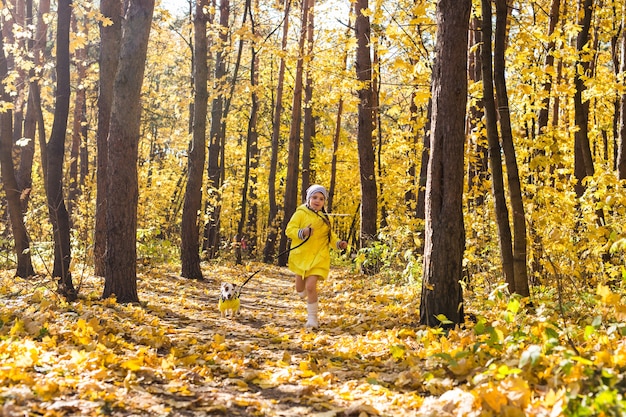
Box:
[285, 209, 306, 241]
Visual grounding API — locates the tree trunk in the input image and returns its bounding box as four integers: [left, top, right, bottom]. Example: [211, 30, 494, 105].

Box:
[263, 0, 290, 263]
[278, 0, 310, 266]
[0, 27, 35, 278]
[103, 0, 155, 303]
[301, 0, 315, 198]
[204, 0, 229, 259]
[494, 0, 529, 297]
[17, 0, 50, 213]
[618, 4, 626, 179]
[95, 0, 122, 277]
[573, 0, 594, 198]
[355, 0, 377, 246]
[236, 0, 258, 264]
[68, 14, 87, 219]
[480, 0, 515, 292]
[46, 0, 75, 300]
[419, 0, 470, 328]
[416, 99, 431, 220]
[466, 16, 488, 208]
[181, 0, 209, 279]
[328, 3, 352, 214]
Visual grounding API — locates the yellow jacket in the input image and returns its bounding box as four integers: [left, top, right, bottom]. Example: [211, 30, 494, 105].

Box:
[285, 204, 341, 279]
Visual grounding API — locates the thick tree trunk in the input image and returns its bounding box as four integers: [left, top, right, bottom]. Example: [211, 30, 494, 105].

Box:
[494, 0, 529, 297]
[0, 27, 35, 278]
[419, 0, 470, 328]
[181, 0, 209, 279]
[355, 0, 377, 246]
[480, 0, 515, 292]
[46, 0, 75, 300]
[103, 0, 155, 303]
[278, 0, 310, 266]
[95, 0, 122, 277]
[263, 0, 290, 263]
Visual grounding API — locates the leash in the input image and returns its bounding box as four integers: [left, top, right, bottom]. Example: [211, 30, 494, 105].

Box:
[236, 235, 311, 297]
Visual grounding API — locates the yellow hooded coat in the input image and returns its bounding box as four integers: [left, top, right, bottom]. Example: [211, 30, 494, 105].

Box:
[286, 204, 341, 280]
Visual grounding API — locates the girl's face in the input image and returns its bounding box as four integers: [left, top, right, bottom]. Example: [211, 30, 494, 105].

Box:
[308, 192, 325, 211]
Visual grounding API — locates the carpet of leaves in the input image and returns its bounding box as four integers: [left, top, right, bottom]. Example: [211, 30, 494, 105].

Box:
[1, 262, 626, 416]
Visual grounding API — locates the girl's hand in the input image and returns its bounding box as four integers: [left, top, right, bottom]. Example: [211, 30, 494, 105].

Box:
[338, 240, 348, 250]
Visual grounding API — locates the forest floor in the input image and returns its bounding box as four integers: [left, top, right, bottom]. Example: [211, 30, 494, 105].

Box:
[0, 260, 619, 416]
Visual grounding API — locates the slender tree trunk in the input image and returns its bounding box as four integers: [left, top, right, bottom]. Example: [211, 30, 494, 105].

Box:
[618, 4, 626, 179]
[95, 0, 122, 276]
[68, 14, 87, 219]
[263, 0, 290, 263]
[480, 0, 515, 291]
[278, 0, 310, 266]
[494, 0, 529, 297]
[46, 0, 75, 300]
[573, 0, 594, 198]
[419, 0, 471, 328]
[328, 3, 353, 214]
[416, 99, 431, 220]
[355, 0, 377, 246]
[103, 0, 155, 303]
[17, 0, 49, 212]
[204, 0, 229, 259]
[0, 27, 35, 278]
[236, 0, 258, 264]
[466, 17, 488, 208]
[301, 0, 315, 198]
[181, 0, 209, 279]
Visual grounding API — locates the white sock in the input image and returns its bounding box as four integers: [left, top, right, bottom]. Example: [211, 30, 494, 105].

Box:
[297, 290, 306, 299]
[306, 302, 319, 328]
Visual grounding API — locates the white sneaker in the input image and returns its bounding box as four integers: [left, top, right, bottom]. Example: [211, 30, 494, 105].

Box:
[297, 290, 307, 299]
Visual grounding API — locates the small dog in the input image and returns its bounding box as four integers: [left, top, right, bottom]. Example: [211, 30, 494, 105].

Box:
[219, 282, 240, 318]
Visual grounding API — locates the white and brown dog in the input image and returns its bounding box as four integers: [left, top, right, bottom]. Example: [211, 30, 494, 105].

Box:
[218, 282, 240, 318]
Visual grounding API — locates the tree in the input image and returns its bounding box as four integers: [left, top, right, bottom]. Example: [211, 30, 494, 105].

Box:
[181, 0, 209, 279]
[94, 0, 122, 277]
[278, 0, 311, 266]
[262, 0, 290, 263]
[481, 0, 514, 292]
[494, 0, 529, 297]
[419, 0, 471, 328]
[46, 0, 75, 300]
[204, 0, 230, 259]
[617, 3, 626, 179]
[355, 0, 377, 246]
[103, 0, 155, 303]
[0, 25, 35, 278]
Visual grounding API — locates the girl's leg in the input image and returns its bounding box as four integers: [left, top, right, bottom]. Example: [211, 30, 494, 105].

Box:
[305, 275, 319, 328]
[295, 275, 306, 298]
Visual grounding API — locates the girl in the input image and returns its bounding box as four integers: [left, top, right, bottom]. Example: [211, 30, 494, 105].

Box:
[285, 184, 348, 328]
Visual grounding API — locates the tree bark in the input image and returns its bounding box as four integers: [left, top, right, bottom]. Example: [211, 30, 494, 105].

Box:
[301, 0, 315, 198]
[181, 0, 209, 279]
[573, 0, 594, 198]
[0, 26, 35, 278]
[494, 0, 529, 297]
[480, 0, 515, 292]
[17, 0, 50, 213]
[419, 0, 470, 328]
[355, 0, 377, 246]
[204, 0, 229, 259]
[618, 4, 626, 179]
[95, 0, 122, 276]
[103, 0, 155, 303]
[278, 0, 310, 266]
[263, 0, 290, 263]
[46, 0, 75, 300]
